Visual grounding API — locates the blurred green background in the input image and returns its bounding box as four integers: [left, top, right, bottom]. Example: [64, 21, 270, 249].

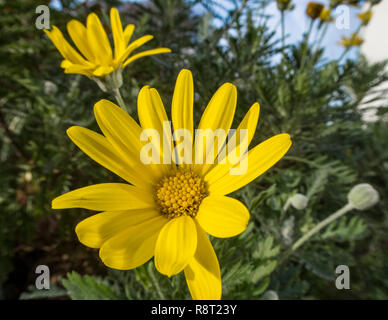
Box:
[0, 0, 387, 300]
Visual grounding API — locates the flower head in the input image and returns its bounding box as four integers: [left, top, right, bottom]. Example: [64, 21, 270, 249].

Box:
[52, 69, 292, 299]
[44, 8, 171, 81]
[319, 8, 332, 22]
[340, 33, 364, 47]
[348, 183, 379, 210]
[306, 2, 324, 20]
[358, 11, 373, 25]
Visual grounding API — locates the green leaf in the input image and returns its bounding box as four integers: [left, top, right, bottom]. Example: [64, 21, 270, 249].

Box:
[61, 272, 119, 300]
[251, 260, 277, 283]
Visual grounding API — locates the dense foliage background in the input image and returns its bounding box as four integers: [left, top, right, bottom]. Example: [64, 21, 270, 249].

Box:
[0, 0, 387, 300]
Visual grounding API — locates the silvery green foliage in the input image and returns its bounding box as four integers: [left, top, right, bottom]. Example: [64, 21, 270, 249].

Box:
[19, 285, 67, 300]
[61, 272, 120, 300]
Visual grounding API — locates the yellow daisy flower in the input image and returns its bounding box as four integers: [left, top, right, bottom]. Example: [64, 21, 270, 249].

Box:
[319, 8, 332, 22]
[306, 2, 324, 20]
[358, 11, 372, 25]
[339, 33, 364, 47]
[44, 8, 171, 78]
[52, 69, 292, 300]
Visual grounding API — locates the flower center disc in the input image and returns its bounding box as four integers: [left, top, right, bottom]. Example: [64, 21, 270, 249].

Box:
[155, 169, 207, 219]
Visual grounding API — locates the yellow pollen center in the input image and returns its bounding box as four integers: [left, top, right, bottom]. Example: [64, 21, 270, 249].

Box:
[155, 169, 207, 219]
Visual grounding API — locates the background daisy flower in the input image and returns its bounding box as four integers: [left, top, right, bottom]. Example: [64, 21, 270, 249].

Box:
[52, 69, 292, 300]
[43, 8, 171, 78]
[306, 2, 324, 20]
[340, 33, 364, 47]
[358, 11, 373, 25]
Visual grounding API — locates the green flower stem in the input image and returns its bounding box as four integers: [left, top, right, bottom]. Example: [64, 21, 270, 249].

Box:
[280, 198, 291, 221]
[279, 203, 354, 265]
[113, 87, 129, 113]
[291, 203, 354, 252]
[281, 10, 286, 60]
[300, 19, 314, 69]
[314, 22, 329, 53]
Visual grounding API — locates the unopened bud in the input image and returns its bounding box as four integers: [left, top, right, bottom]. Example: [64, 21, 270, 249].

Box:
[289, 193, 308, 210]
[43, 81, 58, 95]
[262, 290, 279, 300]
[348, 183, 379, 210]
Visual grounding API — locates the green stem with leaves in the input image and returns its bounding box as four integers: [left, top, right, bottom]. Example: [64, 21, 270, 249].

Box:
[279, 203, 354, 265]
[281, 10, 286, 60]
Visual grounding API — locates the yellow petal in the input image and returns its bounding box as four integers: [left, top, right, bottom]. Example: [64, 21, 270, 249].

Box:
[86, 13, 113, 65]
[67, 20, 95, 62]
[137, 86, 175, 169]
[92, 65, 114, 77]
[196, 195, 249, 238]
[52, 183, 154, 211]
[60, 60, 72, 68]
[99, 215, 167, 270]
[123, 24, 135, 45]
[76, 208, 160, 248]
[44, 26, 91, 66]
[206, 133, 292, 195]
[66, 126, 149, 188]
[184, 222, 221, 300]
[64, 64, 94, 76]
[205, 102, 260, 181]
[194, 83, 237, 175]
[118, 35, 154, 63]
[122, 48, 171, 67]
[171, 69, 194, 166]
[154, 216, 197, 277]
[224, 102, 260, 161]
[110, 8, 125, 59]
[94, 99, 161, 183]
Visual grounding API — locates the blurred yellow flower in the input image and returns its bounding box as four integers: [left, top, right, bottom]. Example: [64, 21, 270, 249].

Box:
[51, 69, 292, 300]
[44, 8, 171, 78]
[340, 33, 364, 47]
[358, 11, 373, 25]
[306, 2, 324, 20]
[319, 8, 332, 22]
